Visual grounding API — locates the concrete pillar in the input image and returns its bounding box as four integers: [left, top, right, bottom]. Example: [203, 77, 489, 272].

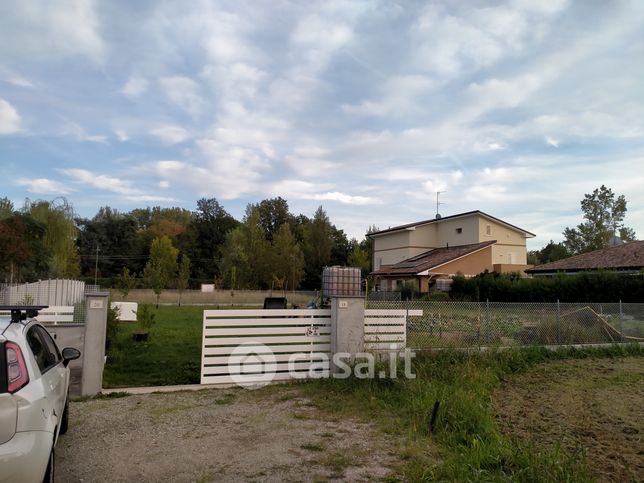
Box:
[330, 296, 365, 373]
[81, 291, 109, 396]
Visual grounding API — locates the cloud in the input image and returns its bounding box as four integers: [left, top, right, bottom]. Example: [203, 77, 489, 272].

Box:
[545, 135, 559, 147]
[17, 178, 72, 195]
[60, 168, 175, 202]
[268, 180, 378, 205]
[121, 76, 149, 98]
[150, 125, 191, 145]
[60, 121, 108, 144]
[0, 0, 105, 64]
[159, 76, 203, 114]
[0, 98, 22, 134]
[0, 66, 34, 88]
[342, 75, 435, 117]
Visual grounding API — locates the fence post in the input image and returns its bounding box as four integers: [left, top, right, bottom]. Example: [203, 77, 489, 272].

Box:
[81, 291, 109, 396]
[619, 300, 623, 338]
[485, 299, 490, 344]
[330, 296, 365, 373]
[556, 299, 560, 344]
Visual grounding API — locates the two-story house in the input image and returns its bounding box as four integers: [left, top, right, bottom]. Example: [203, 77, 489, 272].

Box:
[369, 210, 535, 292]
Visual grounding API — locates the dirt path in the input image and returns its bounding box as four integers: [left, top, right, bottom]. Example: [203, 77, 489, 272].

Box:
[56, 387, 401, 482]
[492, 357, 644, 482]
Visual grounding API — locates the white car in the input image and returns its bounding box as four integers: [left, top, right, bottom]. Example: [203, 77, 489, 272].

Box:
[0, 306, 80, 482]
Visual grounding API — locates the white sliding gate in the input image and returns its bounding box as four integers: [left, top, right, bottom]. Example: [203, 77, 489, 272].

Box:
[200, 307, 423, 386]
[364, 309, 422, 351]
[201, 309, 331, 385]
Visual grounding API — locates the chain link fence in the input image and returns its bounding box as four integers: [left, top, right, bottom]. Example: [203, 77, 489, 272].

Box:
[0, 280, 101, 324]
[367, 300, 644, 349]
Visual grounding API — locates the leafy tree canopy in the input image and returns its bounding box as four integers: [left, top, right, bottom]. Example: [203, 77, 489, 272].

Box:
[563, 185, 636, 254]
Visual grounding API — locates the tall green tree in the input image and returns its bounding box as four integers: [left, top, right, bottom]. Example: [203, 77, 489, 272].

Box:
[181, 198, 238, 280]
[0, 197, 14, 219]
[254, 197, 293, 241]
[176, 254, 191, 306]
[563, 185, 637, 254]
[220, 207, 270, 288]
[23, 198, 79, 278]
[77, 207, 146, 278]
[301, 206, 334, 288]
[269, 223, 305, 290]
[527, 240, 570, 265]
[143, 236, 178, 307]
[0, 214, 49, 283]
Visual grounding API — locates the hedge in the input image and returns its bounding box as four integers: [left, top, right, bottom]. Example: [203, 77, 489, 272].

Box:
[450, 271, 644, 302]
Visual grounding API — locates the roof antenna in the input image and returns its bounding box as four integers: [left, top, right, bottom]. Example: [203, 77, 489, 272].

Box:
[436, 191, 446, 219]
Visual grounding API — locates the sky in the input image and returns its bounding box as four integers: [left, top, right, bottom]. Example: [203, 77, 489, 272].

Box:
[1, 0, 643, 248]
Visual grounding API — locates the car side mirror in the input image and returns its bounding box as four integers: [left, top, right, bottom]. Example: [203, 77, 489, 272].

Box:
[62, 347, 81, 367]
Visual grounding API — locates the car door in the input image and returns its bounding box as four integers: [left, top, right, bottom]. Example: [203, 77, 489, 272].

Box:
[24, 326, 64, 434]
[33, 326, 67, 433]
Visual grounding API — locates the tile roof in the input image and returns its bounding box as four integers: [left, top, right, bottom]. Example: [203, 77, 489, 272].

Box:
[527, 240, 644, 273]
[371, 240, 496, 276]
[368, 210, 535, 237]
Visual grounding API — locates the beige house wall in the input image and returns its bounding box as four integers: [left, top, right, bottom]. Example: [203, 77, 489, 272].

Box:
[374, 230, 430, 269]
[372, 213, 531, 271]
[435, 215, 481, 247]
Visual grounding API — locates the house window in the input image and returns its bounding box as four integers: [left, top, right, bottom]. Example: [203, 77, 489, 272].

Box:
[456, 228, 462, 234]
[486, 224, 491, 235]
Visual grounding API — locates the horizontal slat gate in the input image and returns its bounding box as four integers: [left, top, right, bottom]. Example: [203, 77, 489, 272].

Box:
[201, 309, 331, 385]
[364, 309, 422, 351]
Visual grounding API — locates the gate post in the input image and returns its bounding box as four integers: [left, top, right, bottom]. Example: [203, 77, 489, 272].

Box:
[81, 291, 109, 396]
[330, 296, 365, 373]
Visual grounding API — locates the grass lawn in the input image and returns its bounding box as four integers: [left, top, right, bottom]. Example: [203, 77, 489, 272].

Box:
[104, 305, 209, 387]
[103, 311, 643, 480]
[300, 345, 644, 481]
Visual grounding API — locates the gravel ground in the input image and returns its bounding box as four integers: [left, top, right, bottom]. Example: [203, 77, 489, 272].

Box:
[56, 387, 401, 482]
[493, 357, 644, 482]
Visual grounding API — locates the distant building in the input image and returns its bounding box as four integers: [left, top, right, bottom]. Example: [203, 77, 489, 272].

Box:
[527, 240, 644, 276]
[369, 211, 535, 292]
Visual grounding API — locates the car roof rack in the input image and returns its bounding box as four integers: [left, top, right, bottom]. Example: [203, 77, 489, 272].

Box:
[0, 305, 49, 323]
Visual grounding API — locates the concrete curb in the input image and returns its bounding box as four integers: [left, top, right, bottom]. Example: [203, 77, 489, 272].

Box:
[102, 383, 236, 395]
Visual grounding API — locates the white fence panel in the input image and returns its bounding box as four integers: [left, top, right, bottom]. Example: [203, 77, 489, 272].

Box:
[37, 306, 75, 325]
[364, 308, 422, 351]
[201, 309, 331, 385]
[0, 306, 76, 325]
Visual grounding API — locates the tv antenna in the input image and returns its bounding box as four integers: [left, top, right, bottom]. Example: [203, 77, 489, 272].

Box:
[436, 191, 446, 218]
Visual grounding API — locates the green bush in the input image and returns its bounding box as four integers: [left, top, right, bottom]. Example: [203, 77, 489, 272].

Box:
[450, 271, 644, 302]
[136, 304, 156, 332]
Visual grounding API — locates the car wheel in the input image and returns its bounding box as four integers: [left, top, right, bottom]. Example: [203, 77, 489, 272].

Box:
[43, 445, 55, 483]
[59, 398, 69, 435]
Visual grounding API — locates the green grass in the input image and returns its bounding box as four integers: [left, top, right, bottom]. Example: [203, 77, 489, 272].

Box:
[103, 305, 210, 387]
[300, 344, 644, 482]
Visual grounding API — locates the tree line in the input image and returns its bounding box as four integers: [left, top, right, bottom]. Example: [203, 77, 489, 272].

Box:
[0, 196, 374, 291]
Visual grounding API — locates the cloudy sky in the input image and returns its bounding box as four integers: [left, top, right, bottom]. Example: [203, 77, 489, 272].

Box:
[1, 0, 643, 247]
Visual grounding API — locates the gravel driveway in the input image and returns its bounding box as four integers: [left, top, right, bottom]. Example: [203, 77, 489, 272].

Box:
[56, 387, 400, 482]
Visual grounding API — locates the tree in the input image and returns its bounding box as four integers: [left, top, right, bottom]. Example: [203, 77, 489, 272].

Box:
[181, 198, 238, 280]
[254, 197, 293, 241]
[24, 198, 80, 278]
[563, 185, 637, 254]
[219, 206, 270, 288]
[116, 267, 136, 300]
[527, 240, 570, 265]
[347, 243, 370, 276]
[300, 206, 334, 288]
[269, 224, 304, 290]
[0, 197, 13, 219]
[0, 213, 50, 283]
[177, 254, 191, 306]
[143, 236, 178, 307]
[77, 207, 147, 278]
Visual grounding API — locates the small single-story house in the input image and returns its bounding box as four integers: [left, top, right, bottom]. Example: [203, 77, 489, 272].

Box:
[369, 210, 535, 292]
[527, 240, 644, 277]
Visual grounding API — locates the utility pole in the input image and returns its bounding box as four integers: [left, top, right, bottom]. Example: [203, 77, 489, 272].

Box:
[94, 243, 100, 286]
